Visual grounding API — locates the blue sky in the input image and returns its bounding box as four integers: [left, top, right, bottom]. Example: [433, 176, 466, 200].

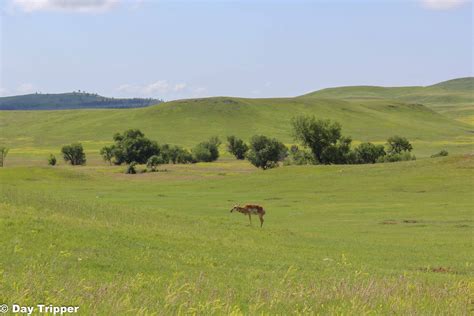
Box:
[0, 0, 472, 100]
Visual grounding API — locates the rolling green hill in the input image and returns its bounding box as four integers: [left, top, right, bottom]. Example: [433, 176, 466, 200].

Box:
[0, 92, 162, 110]
[302, 77, 474, 124]
[1, 96, 471, 163]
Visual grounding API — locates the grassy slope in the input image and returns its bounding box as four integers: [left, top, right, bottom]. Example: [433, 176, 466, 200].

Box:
[302, 77, 474, 124]
[1, 96, 471, 163]
[0, 155, 472, 314]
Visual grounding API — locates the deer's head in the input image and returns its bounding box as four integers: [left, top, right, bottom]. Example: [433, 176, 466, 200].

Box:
[230, 205, 239, 213]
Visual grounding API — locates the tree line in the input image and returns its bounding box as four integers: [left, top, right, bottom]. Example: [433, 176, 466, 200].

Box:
[44, 114, 452, 172]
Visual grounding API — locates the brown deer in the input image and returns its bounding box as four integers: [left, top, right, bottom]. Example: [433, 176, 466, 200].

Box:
[230, 204, 266, 227]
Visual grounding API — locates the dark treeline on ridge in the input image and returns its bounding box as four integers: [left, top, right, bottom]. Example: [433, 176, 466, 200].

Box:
[0, 92, 163, 110]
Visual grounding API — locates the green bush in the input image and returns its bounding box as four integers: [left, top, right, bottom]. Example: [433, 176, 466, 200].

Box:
[292, 115, 358, 164]
[354, 142, 386, 164]
[386, 136, 413, 155]
[107, 129, 160, 165]
[100, 146, 115, 165]
[192, 137, 221, 162]
[147, 155, 165, 172]
[320, 136, 354, 164]
[286, 145, 316, 165]
[0, 147, 8, 167]
[161, 145, 193, 164]
[48, 154, 57, 166]
[247, 135, 287, 170]
[125, 162, 137, 174]
[61, 143, 86, 165]
[431, 150, 449, 158]
[377, 152, 415, 163]
[227, 136, 249, 160]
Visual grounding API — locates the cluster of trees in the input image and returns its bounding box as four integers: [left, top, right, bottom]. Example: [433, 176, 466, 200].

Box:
[222, 116, 416, 169]
[45, 115, 454, 172]
[290, 115, 415, 165]
[226, 135, 287, 169]
[55, 119, 416, 171]
[98, 129, 224, 173]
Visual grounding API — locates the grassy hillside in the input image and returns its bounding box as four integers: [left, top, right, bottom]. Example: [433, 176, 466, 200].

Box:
[1, 96, 471, 163]
[302, 77, 474, 124]
[0, 155, 471, 314]
[0, 92, 162, 110]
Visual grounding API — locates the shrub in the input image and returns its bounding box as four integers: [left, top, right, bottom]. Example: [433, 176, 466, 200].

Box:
[125, 162, 137, 174]
[227, 136, 249, 159]
[386, 136, 413, 155]
[61, 143, 86, 165]
[286, 145, 315, 165]
[292, 115, 357, 164]
[354, 142, 386, 164]
[48, 154, 57, 166]
[100, 145, 115, 165]
[320, 136, 354, 164]
[0, 147, 8, 167]
[247, 135, 288, 169]
[147, 155, 165, 172]
[431, 150, 449, 158]
[192, 137, 221, 162]
[157, 144, 172, 164]
[108, 129, 160, 165]
[377, 152, 416, 163]
[159, 145, 194, 164]
[174, 147, 193, 164]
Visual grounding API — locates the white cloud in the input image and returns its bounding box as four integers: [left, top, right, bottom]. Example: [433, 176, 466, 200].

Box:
[420, 0, 470, 10]
[117, 80, 188, 97]
[11, 0, 120, 13]
[17, 83, 35, 94]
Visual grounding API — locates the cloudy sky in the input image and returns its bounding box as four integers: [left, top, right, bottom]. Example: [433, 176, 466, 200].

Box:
[0, 0, 472, 100]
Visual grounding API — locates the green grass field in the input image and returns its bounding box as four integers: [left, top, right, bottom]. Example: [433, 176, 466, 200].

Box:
[0, 156, 472, 314]
[0, 79, 472, 314]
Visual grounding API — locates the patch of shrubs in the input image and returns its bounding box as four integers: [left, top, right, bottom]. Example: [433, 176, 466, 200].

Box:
[290, 115, 415, 165]
[48, 154, 57, 166]
[146, 155, 165, 172]
[104, 129, 160, 165]
[61, 143, 86, 165]
[246, 135, 287, 170]
[431, 150, 448, 158]
[353, 142, 386, 164]
[125, 162, 137, 174]
[285, 145, 315, 165]
[227, 136, 248, 159]
[99, 129, 195, 173]
[192, 137, 221, 162]
[160, 144, 193, 164]
[98, 118, 418, 174]
[377, 152, 416, 163]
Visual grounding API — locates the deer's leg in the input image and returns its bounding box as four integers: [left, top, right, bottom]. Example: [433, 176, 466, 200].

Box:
[248, 214, 252, 225]
[259, 215, 264, 228]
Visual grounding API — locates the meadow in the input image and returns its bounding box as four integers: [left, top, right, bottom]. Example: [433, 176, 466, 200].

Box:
[0, 154, 472, 314]
[0, 79, 472, 314]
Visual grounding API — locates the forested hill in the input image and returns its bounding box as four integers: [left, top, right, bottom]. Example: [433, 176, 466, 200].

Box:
[0, 92, 163, 110]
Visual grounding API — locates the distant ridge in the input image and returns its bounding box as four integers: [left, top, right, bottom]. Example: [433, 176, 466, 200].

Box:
[300, 77, 473, 101]
[0, 92, 163, 110]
